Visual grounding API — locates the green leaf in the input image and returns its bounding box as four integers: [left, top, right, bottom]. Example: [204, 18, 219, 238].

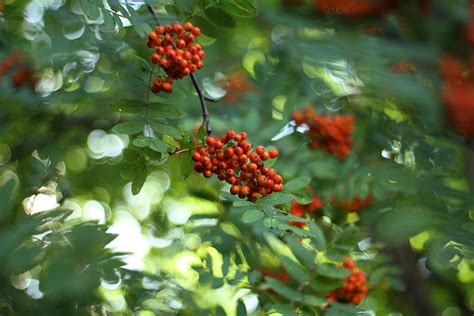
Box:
[237, 300, 247, 316]
[256, 192, 293, 207]
[180, 150, 194, 179]
[149, 122, 183, 139]
[326, 302, 368, 316]
[133, 136, 150, 148]
[132, 164, 147, 195]
[222, 255, 230, 277]
[309, 276, 345, 295]
[284, 176, 311, 192]
[277, 223, 311, 237]
[165, 4, 180, 16]
[0, 179, 16, 221]
[326, 226, 358, 261]
[195, 125, 207, 145]
[133, 22, 153, 38]
[308, 222, 326, 251]
[205, 7, 236, 28]
[316, 264, 350, 278]
[150, 138, 171, 153]
[220, 0, 257, 18]
[123, 148, 145, 163]
[112, 121, 145, 135]
[273, 214, 306, 223]
[242, 209, 264, 223]
[285, 235, 315, 268]
[279, 255, 306, 283]
[8, 243, 43, 274]
[149, 103, 186, 119]
[215, 306, 226, 316]
[265, 277, 302, 301]
[102, 9, 115, 31]
[293, 191, 313, 205]
[190, 16, 218, 38]
[301, 295, 326, 307]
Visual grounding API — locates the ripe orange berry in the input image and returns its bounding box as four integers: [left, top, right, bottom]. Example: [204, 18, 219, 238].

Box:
[230, 185, 240, 195]
[184, 22, 193, 31]
[238, 185, 250, 198]
[162, 82, 172, 93]
[192, 152, 201, 161]
[268, 148, 279, 158]
[192, 27, 201, 36]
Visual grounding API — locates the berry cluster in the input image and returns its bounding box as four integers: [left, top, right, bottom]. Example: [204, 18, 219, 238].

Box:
[314, 0, 394, 18]
[440, 55, 474, 136]
[293, 106, 354, 160]
[146, 22, 205, 94]
[192, 130, 283, 202]
[289, 197, 323, 227]
[219, 71, 253, 103]
[438, 1, 474, 137]
[0, 52, 36, 90]
[333, 193, 372, 213]
[326, 257, 368, 305]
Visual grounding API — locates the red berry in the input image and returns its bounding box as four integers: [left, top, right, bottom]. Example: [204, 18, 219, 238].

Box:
[192, 27, 201, 36]
[268, 148, 279, 158]
[184, 22, 193, 31]
[230, 185, 240, 195]
[192, 152, 201, 161]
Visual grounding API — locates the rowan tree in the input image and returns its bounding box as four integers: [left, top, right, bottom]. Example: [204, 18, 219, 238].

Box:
[0, 0, 473, 315]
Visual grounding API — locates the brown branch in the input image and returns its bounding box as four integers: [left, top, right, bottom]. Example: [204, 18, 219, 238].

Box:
[145, 2, 212, 135]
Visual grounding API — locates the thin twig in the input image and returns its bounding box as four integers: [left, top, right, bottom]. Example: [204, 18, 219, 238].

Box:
[147, 145, 204, 166]
[145, 2, 212, 135]
[190, 73, 211, 134]
[146, 2, 161, 26]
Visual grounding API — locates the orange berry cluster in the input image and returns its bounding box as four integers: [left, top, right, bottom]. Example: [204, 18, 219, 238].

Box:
[220, 71, 253, 103]
[0, 52, 36, 90]
[289, 197, 323, 227]
[293, 106, 354, 160]
[333, 193, 372, 213]
[192, 130, 283, 202]
[438, 1, 474, 137]
[326, 257, 368, 305]
[440, 55, 474, 136]
[146, 22, 205, 94]
[314, 0, 394, 18]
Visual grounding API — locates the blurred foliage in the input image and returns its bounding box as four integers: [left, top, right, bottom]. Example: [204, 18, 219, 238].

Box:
[0, 0, 473, 315]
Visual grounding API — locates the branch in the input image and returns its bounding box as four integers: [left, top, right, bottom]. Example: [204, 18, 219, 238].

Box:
[146, 2, 212, 135]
